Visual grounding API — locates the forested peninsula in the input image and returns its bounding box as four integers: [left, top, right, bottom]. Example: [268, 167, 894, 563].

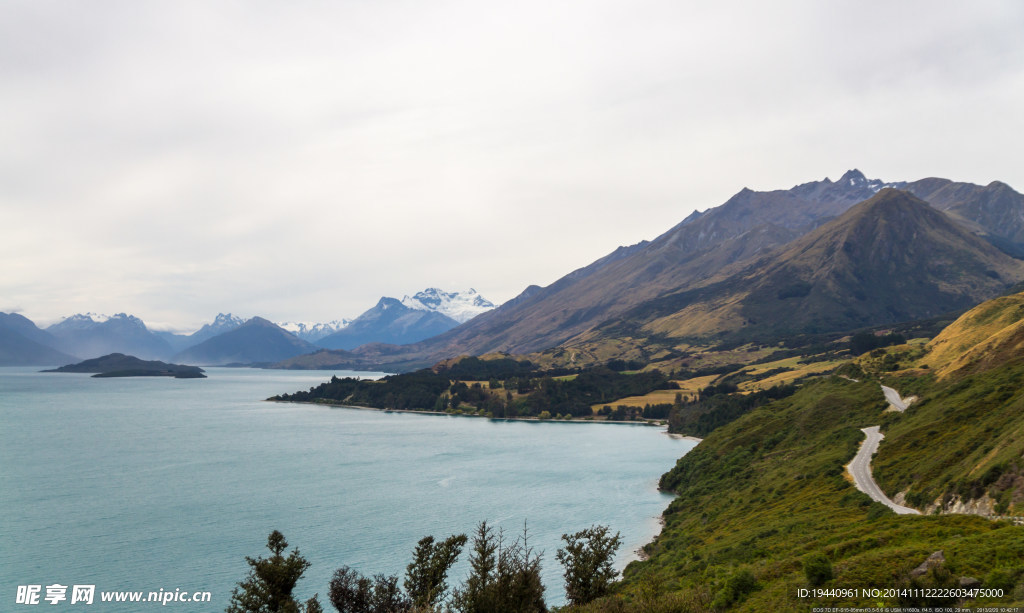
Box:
[269, 357, 697, 421]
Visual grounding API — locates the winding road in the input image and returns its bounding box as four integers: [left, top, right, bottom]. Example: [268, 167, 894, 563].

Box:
[847, 426, 920, 515]
[881, 385, 909, 412]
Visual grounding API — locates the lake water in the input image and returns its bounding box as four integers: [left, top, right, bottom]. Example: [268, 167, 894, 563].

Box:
[0, 367, 695, 610]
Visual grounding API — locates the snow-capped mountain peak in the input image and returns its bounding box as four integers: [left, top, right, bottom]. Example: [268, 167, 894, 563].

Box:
[836, 169, 906, 194]
[400, 288, 495, 323]
[276, 320, 351, 342]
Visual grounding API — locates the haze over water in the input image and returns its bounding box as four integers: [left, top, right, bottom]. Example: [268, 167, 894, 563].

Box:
[0, 367, 694, 610]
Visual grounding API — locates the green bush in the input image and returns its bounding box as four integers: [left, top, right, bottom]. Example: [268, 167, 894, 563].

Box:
[710, 568, 757, 609]
[802, 552, 833, 586]
[984, 567, 1022, 593]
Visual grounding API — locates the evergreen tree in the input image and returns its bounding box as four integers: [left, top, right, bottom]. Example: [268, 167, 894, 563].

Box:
[327, 567, 370, 613]
[227, 530, 321, 613]
[404, 533, 467, 609]
[452, 522, 498, 613]
[328, 567, 410, 613]
[452, 522, 546, 613]
[492, 524, 546, 613]
[366, 574, 406, 612]
[305, 597, 323, 613]
[555, 525, 622, 606]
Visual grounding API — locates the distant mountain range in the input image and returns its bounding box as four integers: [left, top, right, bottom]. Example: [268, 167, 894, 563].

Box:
[46, 313, 175, 361]
[0, 289, 494, 366]
[276, 170, 1024, 371]
[5, 171, 1024, 372]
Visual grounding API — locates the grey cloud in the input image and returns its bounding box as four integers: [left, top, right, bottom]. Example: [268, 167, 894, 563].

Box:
[2, 1, 1023, 329]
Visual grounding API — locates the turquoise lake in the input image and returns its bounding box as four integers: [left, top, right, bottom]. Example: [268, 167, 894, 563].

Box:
[0, 367, 695, 610]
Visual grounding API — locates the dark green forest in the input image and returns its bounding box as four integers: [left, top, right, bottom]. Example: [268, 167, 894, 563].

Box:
[269, 365, 677, 420]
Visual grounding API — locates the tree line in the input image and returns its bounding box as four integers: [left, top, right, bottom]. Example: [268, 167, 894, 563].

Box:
[226, 523, 622, 612]
[668, 383, 797, 437]
[270, 366, 678, 420]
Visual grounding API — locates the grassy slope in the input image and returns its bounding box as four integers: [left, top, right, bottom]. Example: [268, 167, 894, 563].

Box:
[921, 292, 1024, 378]
[570, 295, 1024, 611]
[570, 375, 1024, 612]
[864, 301, 1024, 515]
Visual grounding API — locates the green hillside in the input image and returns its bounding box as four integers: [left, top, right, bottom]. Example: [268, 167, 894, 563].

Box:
[567, 292, 1024, 611]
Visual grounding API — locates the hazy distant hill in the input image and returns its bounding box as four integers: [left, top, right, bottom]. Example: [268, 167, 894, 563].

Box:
[0, 313, 78, 366]
[152, 330, 195, 353]
[163, 314, 353, 351]
[187, 313, 246, 344]
[45, 313, 173, 360]
[1, 312, 61, 347]
[174, 317, 318, 365]
[153, 313, 253, 353]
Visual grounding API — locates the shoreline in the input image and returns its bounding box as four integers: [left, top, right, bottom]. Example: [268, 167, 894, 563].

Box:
[665, 432, 703, 442]
[269, 399, 672, 427]
[621, 514, 666, 566]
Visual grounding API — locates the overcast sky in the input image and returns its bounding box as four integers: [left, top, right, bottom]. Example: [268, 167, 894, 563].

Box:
[3, 1, 1023, 332]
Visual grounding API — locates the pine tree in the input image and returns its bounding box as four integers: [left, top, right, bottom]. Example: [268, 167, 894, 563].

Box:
[452, 522, 498, 612]
[555, 525, 622, 606]
[226, 530, 321, 613]
[452, 522, 546, 613]
[404, 533, 467, 609]
[328, 567, 410, 613]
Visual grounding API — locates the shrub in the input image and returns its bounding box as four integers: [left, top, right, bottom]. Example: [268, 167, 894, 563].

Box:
[710, 568, 757, 609]
[802, 552, 833, 586]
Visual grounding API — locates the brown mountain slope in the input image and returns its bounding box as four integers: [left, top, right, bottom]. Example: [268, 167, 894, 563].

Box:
[409, 170, 899, 357]
[586, 189, 1024, 342]
[276, 173, 1024, 371]
[905, 178, 1024, 256]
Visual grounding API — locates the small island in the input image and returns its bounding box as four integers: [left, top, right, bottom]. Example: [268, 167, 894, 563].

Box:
[43, 353, 206, 378]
